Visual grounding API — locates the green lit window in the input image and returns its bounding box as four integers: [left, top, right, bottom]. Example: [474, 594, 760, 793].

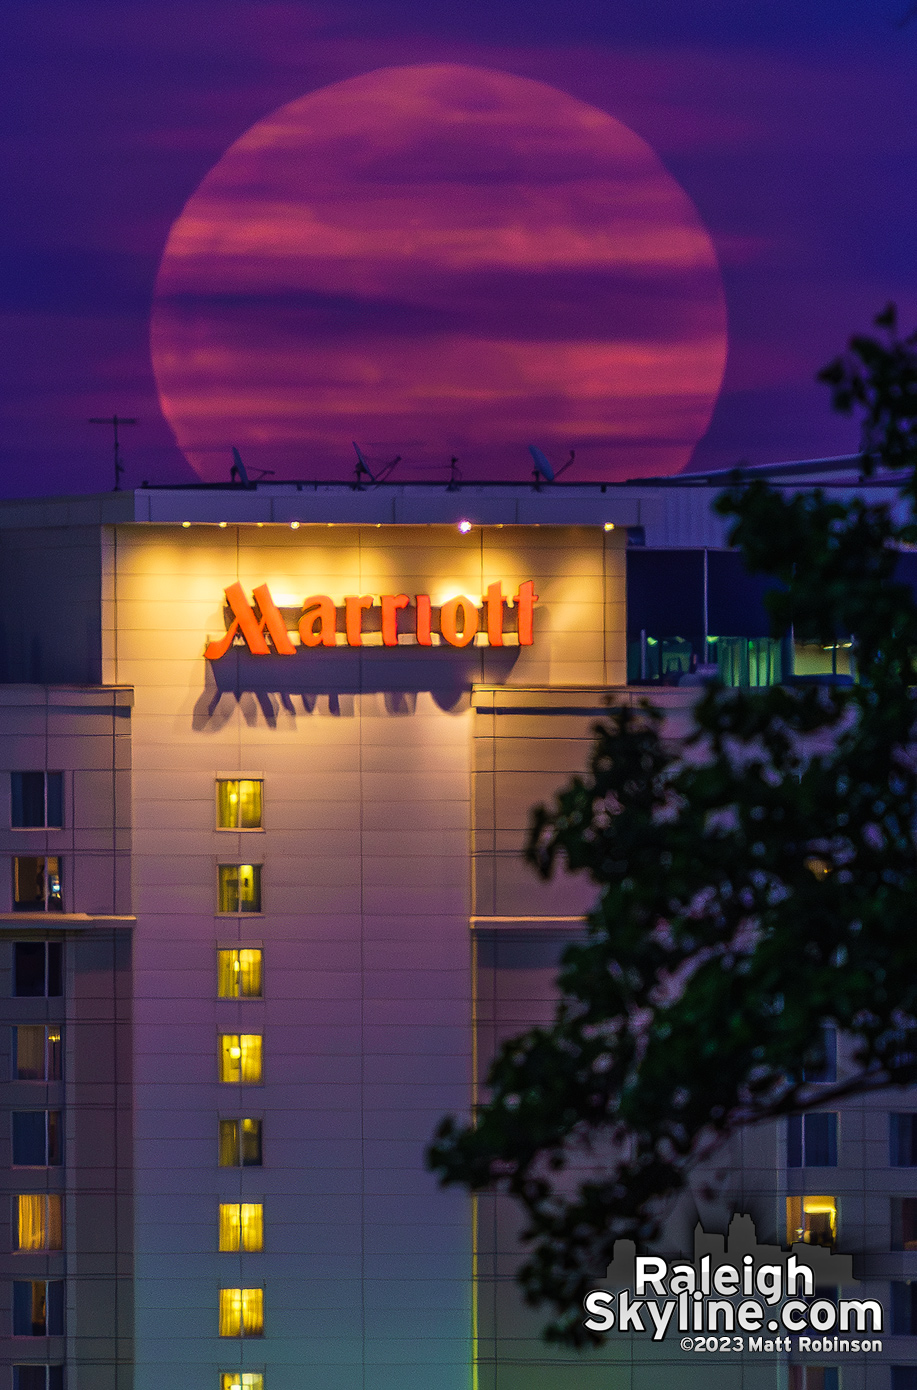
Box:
[218, 948, 262, 998]
[217, 780, 263, 830]
[219, 1118, 262, 1167]
[217, 865, 261, 914]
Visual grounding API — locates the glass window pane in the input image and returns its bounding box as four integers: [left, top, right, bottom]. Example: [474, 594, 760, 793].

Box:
[804, 1113, 838, 1167]
[47, 1194, 62, 1250]
[46, 1029, 61, 1081]
[219, 1036, 242, 1084]
[12, 773, 47, 828]
[219, 1288, 242, 1337]
[891, 1113, 917, 1166]
[219, 1119, 240, 1167]
[14, 1368, 51, 1390]
[221, 1376, 265, 1390]
[46, 859, 62, 913]
[787, 1114, 802, 1168]
[17, 1194, 47, 1250]
[46, 773, 63, 829]
[237, 866, 260, 913]
[12, 1112, 48, 1166]
[241, 1288, 264, 1337]
[12, 1280, 45, 1336]
[217, 781, 240, 829]
[47, 1111, 61, 1166]
[218, 950, 239, 999]
[48, 1367, 64, 1390]
[46, 943, 62, 997]
[238, 949, 262, 998]
[240, 1118, 262, 1166]
[14, 943, 46, 996]
[238, 780, 262, 829]
[14, 859, 46, 911]
[219, 1203, 242, 1251]
[46, 1282, 63, 1336]
[240, 1203, 263, 1252]
[14, 1026, 46, 1080]
[218, 866, 239, 914]
[240, 1035, 262, 1084]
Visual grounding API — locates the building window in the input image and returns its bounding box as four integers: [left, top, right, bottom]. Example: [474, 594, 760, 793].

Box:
[11, 773, 63, 830]
[893, 1281, 917, 1335]
[13, 943, 62, 997]
[788, 1370, 838, 1390]
[786, 1196, 837, 1247]
[219, 1288, 263, 1338]
[218, 949, 263, 999]
[787, 1113, 838, 1167]
[12, 1112, 62, 1167]
[217, 780, 263, 830]
[217, 865, 261, 915]
[891, 1114, 917, 1166]
[219, 1203, 264, 1252]
[219, 1035, 262, 1085]
[220, 1376, 264, 1390]
[16, 1195, 63, 1252]
[13, 1027, 62, 1083]
[892, 1370, 917, 1390]
[12, 1280, 64, 1336]
[219, 1118, 262, 1167]
[892, 1198, 917, 1250]
[13, 860, 62, 913]
[13, 1368, 65, 1390]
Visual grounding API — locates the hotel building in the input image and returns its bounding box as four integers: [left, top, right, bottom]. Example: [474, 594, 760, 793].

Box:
[0, 470, 909, 1390]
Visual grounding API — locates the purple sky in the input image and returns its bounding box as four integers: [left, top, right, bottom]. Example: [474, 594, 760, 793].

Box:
[3, 0, 917, 494]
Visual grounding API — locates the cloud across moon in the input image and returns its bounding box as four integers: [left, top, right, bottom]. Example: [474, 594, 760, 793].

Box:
[151, 64, 727, 482]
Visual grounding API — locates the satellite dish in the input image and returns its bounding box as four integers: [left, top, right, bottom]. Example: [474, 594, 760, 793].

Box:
[528, 445, 555, 483]
[231, 447, 250, 486]
[353, 441, 378, 488]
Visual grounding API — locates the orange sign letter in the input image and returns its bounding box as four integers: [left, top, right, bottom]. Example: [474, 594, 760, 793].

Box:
[484, 581, 504, 646]
[345, 595, 373, 647]
[299, 595, 337, 648]
[514, 580, 538, 645]
[204, 582, 295, 659]
[416, 595, 433, 646]
[381, 594, 409, 646]
[440, 595, 479, 648]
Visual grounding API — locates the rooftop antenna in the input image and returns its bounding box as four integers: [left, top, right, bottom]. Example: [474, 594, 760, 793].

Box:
[89, 414, 137, 491]
[447, 457, 462, 492]
[230, 447, 274, 486]
[528, 445, 575, 488]
[352, 443, 400, 489]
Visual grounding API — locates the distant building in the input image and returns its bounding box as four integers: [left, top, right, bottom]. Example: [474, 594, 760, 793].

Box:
[0, 466, 908, 1390]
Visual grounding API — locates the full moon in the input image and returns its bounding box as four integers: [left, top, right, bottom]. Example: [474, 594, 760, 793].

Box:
[151, 64, 727, 482]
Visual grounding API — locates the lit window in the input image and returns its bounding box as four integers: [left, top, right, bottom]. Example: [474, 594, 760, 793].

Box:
[786, 1113, 838, 1167]
[13, 858, 62, 912]
[13, 1027, 62, 1082]
[219, 1203, 264, 1252]
[13, 942, 62, 997]
[219, 1118, 262, 1167]
[11, 773, 63, 829]
[219, 1035, 262, 1085]
[12, 1112, 62, 1166]
[218, 865, 261, 914]
[786, 1195, 837, 1247]
[219, 1287, 263, 1337]
[217, 780, 263, 830]
[16, 1194, 63, 1251]
[13, 1368, 65, 1390]
[220, 1376, 264, 1390]
[218, 948, 263, 999]
[12, 1281, 64, 1337]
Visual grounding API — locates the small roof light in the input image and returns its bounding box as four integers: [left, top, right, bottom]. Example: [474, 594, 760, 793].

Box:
[457, 519, 472, 533]
[218, 521, 228, 528]
[181, 521, 191, 528]
[290, 521, 300, 529]
[604, 522, 615, 531]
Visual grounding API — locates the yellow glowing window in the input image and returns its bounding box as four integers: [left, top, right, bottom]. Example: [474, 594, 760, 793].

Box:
[219, 1118, 262, 1167]
[218, 948, 263, 999]
[221, 1375, 264, 1390]
[219, 1035, 262, 1085]
[786, 1195, 837, 1247]
[219, 1287, 264, 1338]
[217, 779, 263, 830]
[219, 1202, 264, 1252]
[13, 1025, 62, 1081]
[16, 1193, 63, 1251]
[218, 865, 262, 914]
